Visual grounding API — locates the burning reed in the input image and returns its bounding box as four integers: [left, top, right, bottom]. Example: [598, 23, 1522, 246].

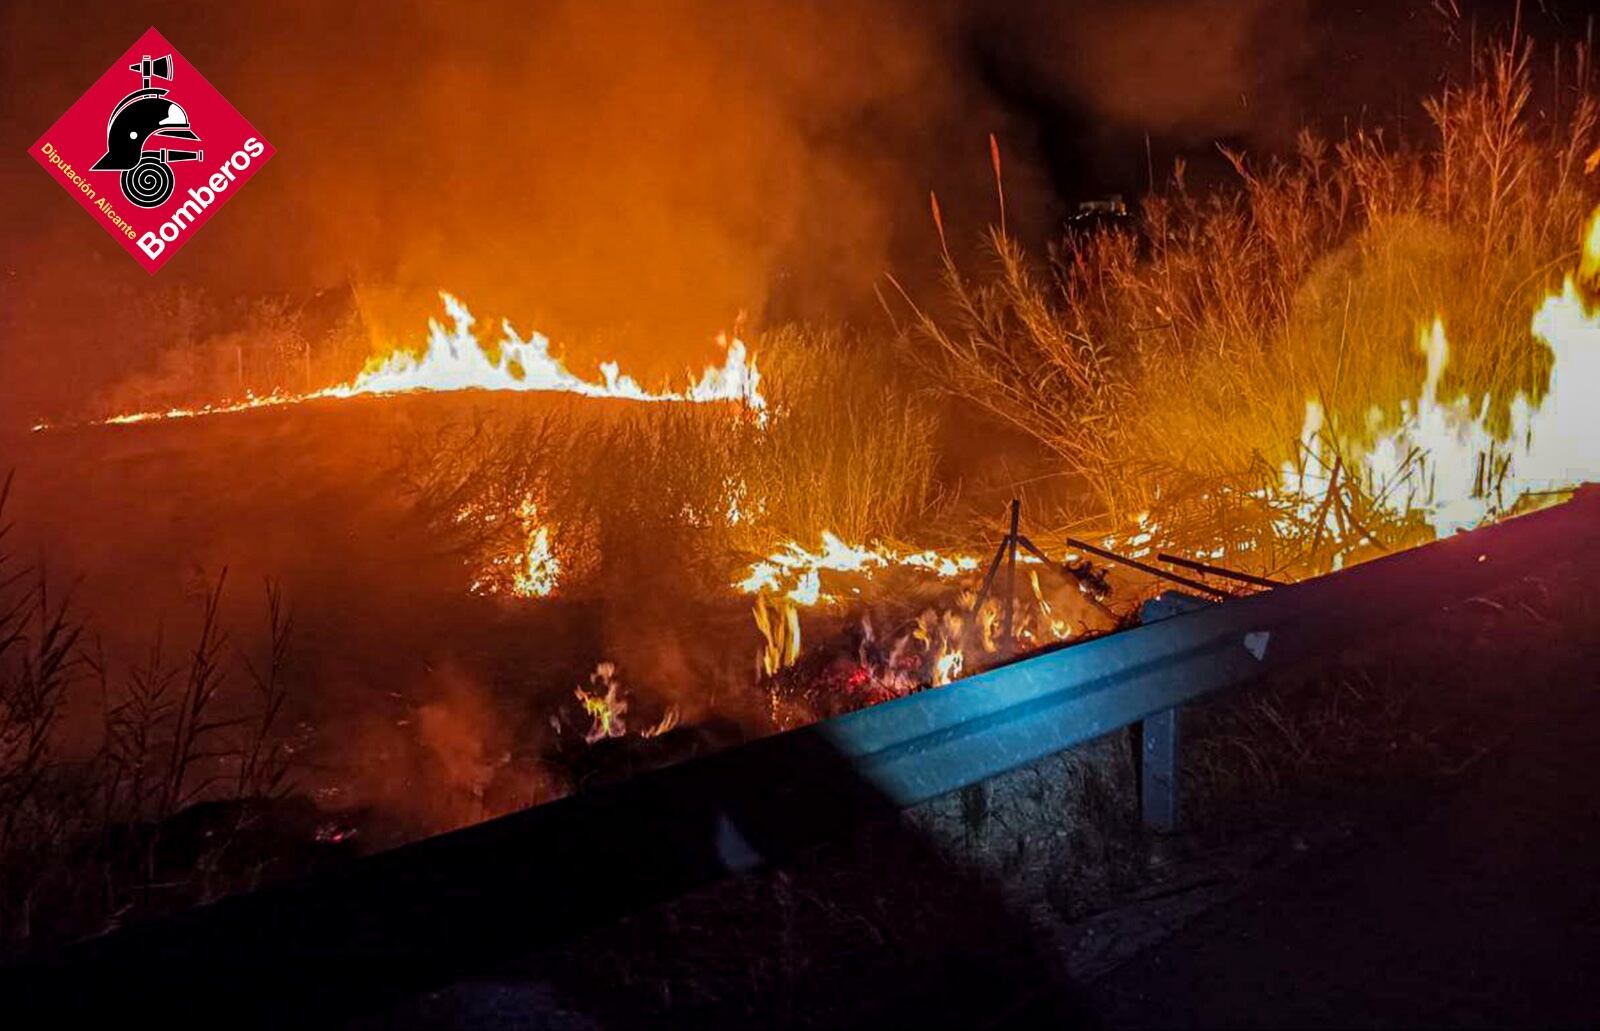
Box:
[907, 39, 1600, 575]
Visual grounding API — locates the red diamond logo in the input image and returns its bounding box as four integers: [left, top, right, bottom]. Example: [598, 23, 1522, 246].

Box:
[28, 27, 274, 274]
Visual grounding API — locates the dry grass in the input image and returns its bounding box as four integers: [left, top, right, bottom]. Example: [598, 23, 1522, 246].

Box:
[397, 323, 942, 598]
[743, 326, 940, 545]
[905, 40, 1599, 573]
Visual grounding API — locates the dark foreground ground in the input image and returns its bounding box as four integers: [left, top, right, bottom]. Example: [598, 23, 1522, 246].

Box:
[331, 528, 1600, 1029]
[1081, 596, 1600, 1028]
[10, 494, 1597, 1028]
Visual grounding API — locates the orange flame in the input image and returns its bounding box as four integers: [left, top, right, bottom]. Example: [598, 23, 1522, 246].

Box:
[65, 292, 764, 429]
[1283, 205, 1600, 548]
[467, 496, 562, 600]
[734, 532, 985, 608]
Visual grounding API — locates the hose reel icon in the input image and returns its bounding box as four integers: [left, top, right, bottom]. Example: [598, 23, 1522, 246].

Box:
[123, 154, 177, 207]
[89, 54, 203, 209]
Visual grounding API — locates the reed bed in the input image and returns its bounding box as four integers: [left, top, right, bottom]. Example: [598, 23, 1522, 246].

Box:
[905, 40, 1599, 573]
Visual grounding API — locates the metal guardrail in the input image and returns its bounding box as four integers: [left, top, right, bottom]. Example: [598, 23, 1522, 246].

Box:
[814, 488, 1597, 832]
[10, 488, 1596, 1020]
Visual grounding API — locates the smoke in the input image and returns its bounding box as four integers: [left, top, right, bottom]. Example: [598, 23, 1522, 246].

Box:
[0, 0, 1316, 415]
[0, 0, 1558, 845]
[236, 1, 970, 341]
[1022, 0, 1315, 140]
[0, 0, 1532, 423]
[3, 0, 984, 409]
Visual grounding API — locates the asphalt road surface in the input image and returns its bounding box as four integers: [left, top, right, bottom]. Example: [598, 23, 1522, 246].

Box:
[1089, 630, 1600, 1028]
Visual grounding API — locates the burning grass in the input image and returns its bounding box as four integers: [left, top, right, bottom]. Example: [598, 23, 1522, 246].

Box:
[385, 341, 1130, 731]
[396, 322, 942, 610]
[54, 292, 765, 432]
[13, 27, 1600, 970]
[906, 40, 1600, 575]
[384, 322, 988, 730]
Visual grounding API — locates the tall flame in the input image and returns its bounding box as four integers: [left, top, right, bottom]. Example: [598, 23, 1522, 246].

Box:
[1284, 206, 1600, 541]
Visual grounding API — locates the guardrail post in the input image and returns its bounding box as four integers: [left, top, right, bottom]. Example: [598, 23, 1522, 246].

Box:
[1141, 707, 1180, 832]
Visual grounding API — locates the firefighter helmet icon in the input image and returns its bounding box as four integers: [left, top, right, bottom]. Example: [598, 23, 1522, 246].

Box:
[90, 53, 203, 208]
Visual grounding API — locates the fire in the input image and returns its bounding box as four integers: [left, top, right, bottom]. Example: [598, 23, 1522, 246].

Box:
[1026, 568, 1071, 643]
[734, 531, 983, 608]
[575, 662, 628, 744]
[1283, 206, 1600, 544]
[467, 496, 562, 599]
[914, 608, 966, 686]
[572, 662, 678, 743]
[740, 531, 1082, 694]
[346, 294, 764, 411]
[66, 292, 765, 429]
[753, 593, 802, 675]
